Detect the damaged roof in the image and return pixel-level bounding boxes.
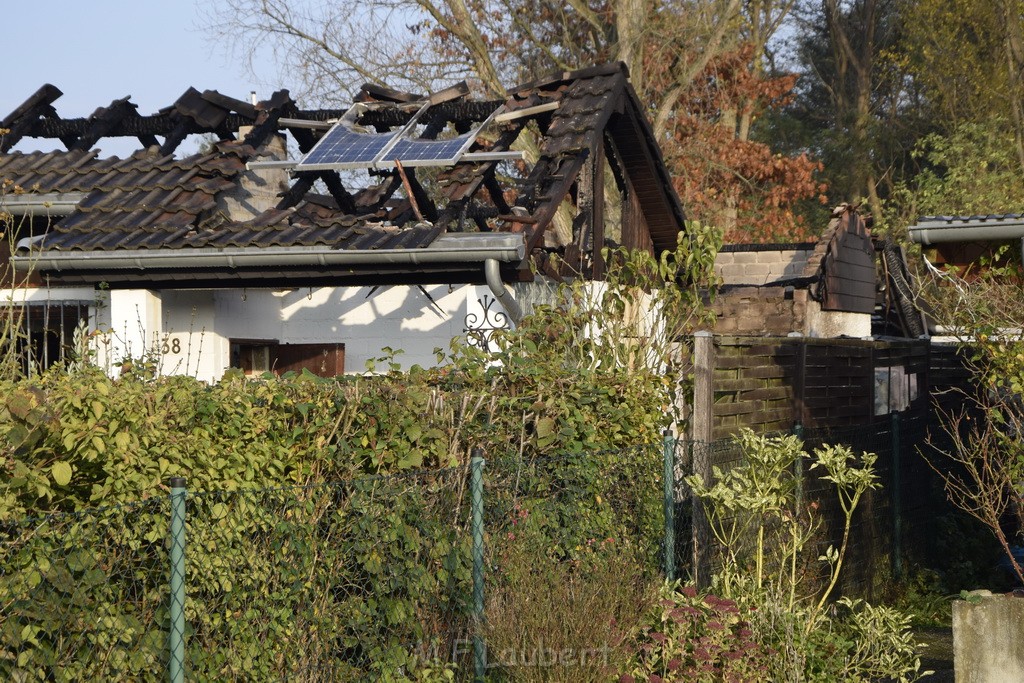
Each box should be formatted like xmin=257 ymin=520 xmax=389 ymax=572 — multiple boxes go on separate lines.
xmin=1 ymin=63 xmax=686 ymax=287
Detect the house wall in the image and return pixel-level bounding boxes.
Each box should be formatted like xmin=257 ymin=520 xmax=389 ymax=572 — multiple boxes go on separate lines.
xmin=100 ymin=289 xmax=162 ymax=371
xmin=713 ymin=246 xmax=871 ymax=338
xmin=97 ymin=283 xmax=513 ymax=381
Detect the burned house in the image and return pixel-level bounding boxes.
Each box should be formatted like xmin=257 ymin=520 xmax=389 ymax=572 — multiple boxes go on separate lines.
xmin=0 ymin=63 xmax=685 ymax=379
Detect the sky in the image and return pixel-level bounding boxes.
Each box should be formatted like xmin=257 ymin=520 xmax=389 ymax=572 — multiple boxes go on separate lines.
xmin=1 ymin=2 xmax=278 ymax=156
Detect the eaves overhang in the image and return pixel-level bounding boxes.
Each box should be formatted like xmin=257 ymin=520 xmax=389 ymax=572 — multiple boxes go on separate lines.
xmin=13 ymin=233 xmax=526 ymax=277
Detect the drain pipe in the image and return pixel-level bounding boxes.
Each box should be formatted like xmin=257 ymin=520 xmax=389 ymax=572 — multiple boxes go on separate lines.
xmin=484 ymin=258 xmax=521 ymax=325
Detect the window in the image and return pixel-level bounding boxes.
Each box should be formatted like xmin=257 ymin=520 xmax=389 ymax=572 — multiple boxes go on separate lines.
xmin=230 ymin=341 xmax=345 ymax=377
xmin=3 ymin=301 xmax=91 ymax=376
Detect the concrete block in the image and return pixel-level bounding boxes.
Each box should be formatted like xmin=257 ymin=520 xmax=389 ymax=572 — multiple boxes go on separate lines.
xmin=720 ymin=264 xmax=750 ymax=281
xmin=756 ymin=250 xmax=786 ymax=264
xmin=954 ymin=594 xmax=1024 ymax=682
xmin=731 ymin=252 xmax=759 ymax=264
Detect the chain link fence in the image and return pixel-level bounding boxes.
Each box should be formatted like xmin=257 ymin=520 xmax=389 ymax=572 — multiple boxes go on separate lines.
xmin=673 ymin=410 xmax=939 ymax=599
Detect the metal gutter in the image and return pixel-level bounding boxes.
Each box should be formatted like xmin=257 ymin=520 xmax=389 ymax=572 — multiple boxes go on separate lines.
xmin=15 ymin=234 xmax=526 ymax=273
xmin=15 ymin=232 xmax=527 ymax=324
xmin=908 ymin=217 xmax=1024 ymax=244
xmin=1 ymin=192 xmax=87 ymax=216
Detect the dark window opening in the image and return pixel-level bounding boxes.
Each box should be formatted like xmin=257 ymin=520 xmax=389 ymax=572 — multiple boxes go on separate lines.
xmin=2 ymin=302 xmax=91 ymax=376
xmin=230 ymin=341 xmax=345 ymax=377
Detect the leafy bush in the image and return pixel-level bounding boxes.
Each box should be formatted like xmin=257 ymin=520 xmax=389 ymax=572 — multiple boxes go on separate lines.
xmin=624 ymin=585 xmax=773 ymax=683
xmin=665 ymin=430 xmax=928 ymax=683
xmin=1 ymin=232 xmax=721 ymax=679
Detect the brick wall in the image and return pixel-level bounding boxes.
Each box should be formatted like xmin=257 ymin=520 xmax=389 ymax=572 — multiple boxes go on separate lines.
xmin=710 ymin=336 xmax=930 ymax=440
xmin=712 ymin=287 xmax=810 ymax=336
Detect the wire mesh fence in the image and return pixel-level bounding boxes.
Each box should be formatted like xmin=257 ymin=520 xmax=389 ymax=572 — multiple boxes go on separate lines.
xmin=672 ymin=410 xmax=938 ymax=599
xmin=181 ymin=469 xmax=473 ymax=682
xmin=1 ymin=413 xmax=940 ymax=680
xmin=1 ymin=497 xmax=169 ymax=681
xmin=479 ymin=444 xmax=665 ymax=680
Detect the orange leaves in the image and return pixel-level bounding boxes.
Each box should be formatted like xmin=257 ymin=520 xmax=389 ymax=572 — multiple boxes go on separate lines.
xmin=649 ymin=45 xmax=825 ymax=243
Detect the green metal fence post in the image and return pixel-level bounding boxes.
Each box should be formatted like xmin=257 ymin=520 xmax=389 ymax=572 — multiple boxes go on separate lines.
xmin=793 ymin=423 xmax=804 ymax=511
xmin=891 ymin=411 xmax=903 ymax=580
xmin=168 ymin=477 xmax=187 ymax=683
xmin=663 ymin=429 xmax=676 ymax=582
xmin=470 ymin=450 xmax=486 ymax=682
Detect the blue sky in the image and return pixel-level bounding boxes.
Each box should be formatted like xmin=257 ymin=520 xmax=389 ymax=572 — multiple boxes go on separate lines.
xmin=1 ymin=2 xmax=278 ymax=156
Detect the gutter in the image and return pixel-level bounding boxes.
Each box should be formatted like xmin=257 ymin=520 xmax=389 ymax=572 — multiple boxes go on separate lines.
xmin=908 ymin=217 xmax=1024 ymax=244
xmin=14 ymin=232 xmax=527 ymax=324
xmin=15 ymin=234 xmax=524 ymax=272
xmin=1 ymin=193 xmax=87 ymax=217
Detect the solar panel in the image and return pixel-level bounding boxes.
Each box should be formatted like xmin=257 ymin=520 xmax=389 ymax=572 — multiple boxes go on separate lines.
xmin=384 ymin=129 xmax=478 ymax=166
xmin=295 ymin=101 xmax=505 ymax=171
xmin=300 ymin=126 xmax=399 ymax=168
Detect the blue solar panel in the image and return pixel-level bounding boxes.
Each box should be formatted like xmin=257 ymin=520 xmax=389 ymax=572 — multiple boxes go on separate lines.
xmin=386 ymin=129 xmax=477 ymax=165
xmin=299 ymin=125 xmax=399 ymax=167
xmin=294 ymin=102 xmax=502 ymax=171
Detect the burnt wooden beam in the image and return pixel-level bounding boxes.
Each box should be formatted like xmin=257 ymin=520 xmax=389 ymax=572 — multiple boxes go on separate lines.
xmin=320 ymin=172 xmax=358 ymax=214
xmin=22 ymin=112 xmax=262 ymax=140
xmin=358 ymin=82 xmax=425 ymax=103
xmin=276 ymin=175 xmax=316 ymax=210
xmin=436 ymin=119 xmax=528 ymax=226
xmin=1 ymin=97 xmax=494 ymax=146
xmin=524 ymin=154 xmax=589 ymax=253
xmin=70 ymin=98 xmax=139 ymax=151
xmin=484 ymin=173 xmax=511 ymax=214
xmin=400 ymin=166 xmax=437 ymax=222
xmin=357 ymin=100 xmax=501 ymax=129
xmin=579 ymin=140 xmax=605 ymax=279
xmin=158 ymin=116 xmax=192 ymax=156
xmin=241 ymin=90 xmax=294 ymax=149
xmin=1 ymin=84 xmax=64 ymax=152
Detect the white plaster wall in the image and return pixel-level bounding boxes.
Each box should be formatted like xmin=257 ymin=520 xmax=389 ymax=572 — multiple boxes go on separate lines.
xmin=100 ymin=289 xmax=162 ymax=371
xmin=158 ymin=290 xmax=228 ymax=381
xmin=98 ymin=283 xmax=524 ymax=381
xmin=804 ymin=303 xmax=871 ymax=338
xmin=274 ymin=284 xmax=483 ymax=372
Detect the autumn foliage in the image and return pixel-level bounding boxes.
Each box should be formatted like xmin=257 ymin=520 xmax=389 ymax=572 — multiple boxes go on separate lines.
xmin=654 ymin=46 xmax=826 ymax=243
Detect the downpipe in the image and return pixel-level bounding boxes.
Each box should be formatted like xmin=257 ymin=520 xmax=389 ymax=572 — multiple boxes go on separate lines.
xmin=484 ymin=258 xmax=521 ymax=325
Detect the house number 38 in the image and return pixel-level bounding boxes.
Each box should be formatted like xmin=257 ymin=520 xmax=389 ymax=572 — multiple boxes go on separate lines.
xmin=161 ymin=336 xmax=182 ymax=355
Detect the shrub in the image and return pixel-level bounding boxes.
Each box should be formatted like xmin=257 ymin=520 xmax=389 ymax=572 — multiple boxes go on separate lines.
xmin=624 ymin=585 xmax=773 ymax=683
xmin=660 ymin=430 xmax=929 ymax=683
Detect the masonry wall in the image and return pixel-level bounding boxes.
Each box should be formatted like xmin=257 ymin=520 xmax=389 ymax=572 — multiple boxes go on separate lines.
xmin=714 ymin=248 xmax=812 ymax=286
xmin=712 ymin=286 xmax=810 ymax=336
